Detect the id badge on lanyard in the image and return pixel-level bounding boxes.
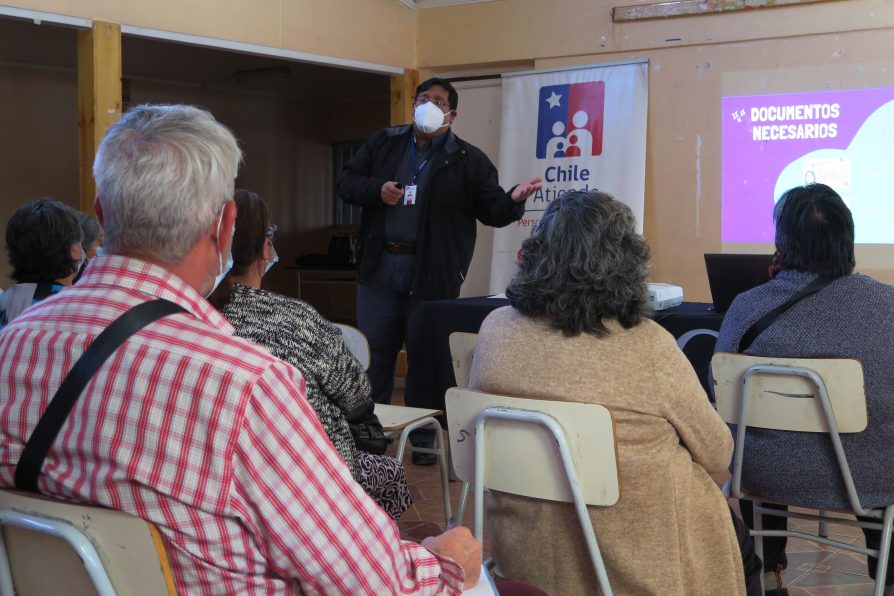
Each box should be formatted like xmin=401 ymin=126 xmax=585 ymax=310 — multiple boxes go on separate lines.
xmin=404 ymin=185 xmax=418 ymax=206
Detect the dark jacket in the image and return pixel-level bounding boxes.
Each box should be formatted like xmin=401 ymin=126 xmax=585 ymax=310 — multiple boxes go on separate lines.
xmin=716 ymin=270 xmax=894 ymax=509
xmin=336 ymin=125 xmax=524 ymax=300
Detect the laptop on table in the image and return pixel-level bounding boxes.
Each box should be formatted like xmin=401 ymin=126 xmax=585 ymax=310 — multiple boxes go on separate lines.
xmin=704 ymin=253 xmax=773 ymax=313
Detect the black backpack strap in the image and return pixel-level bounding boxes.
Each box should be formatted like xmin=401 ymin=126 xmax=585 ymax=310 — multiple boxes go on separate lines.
xmin=14 ymin=299 xmax=187 ymax=493
xmin=32 ymin=282 xmax=56 ymax=302
xmin=737 ymin=275 xmax=835 ymax=353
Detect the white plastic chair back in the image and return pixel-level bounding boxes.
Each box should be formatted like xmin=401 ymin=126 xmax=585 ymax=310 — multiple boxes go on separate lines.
xmin=712 ymin=353 xmax=867 ymax=432
xmin=446 ymin=388 xmax=617 ymax=595
xmin=710 ymin=353 xmax=892 ymax=595
xmin=448 ymin=332 xmax=477 ymax=389
xmin=0 ymin=489 xmax=177 ymax=596
xmin=446 ymin=388 xmax=619 ymax=507
xmin=334 ymin=323 xmax=370 ymax=370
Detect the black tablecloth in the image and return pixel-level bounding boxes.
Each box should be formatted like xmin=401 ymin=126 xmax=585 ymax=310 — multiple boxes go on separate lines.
xmin=404 ymin=298 xmax=723 ymax=413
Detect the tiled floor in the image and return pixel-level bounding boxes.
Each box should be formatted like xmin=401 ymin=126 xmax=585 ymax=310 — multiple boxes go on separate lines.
xmin=750 ymin=508 xmax=876 ymax=595
xmin=389 ymin=388 xmax=883 ymax=594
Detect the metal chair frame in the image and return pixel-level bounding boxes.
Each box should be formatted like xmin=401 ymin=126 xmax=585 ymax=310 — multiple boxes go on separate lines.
xmin=723 ymin=362 xmax=894 ymax=596
xmin=0 ymin=508 xmax=116 ymax=596
xmin=333 ymin=323 xmax=370 ymax=370
xmin=375 ymin=403 xmax=452 ymax=524
xmin=467 ymin=403 xmax=614 ymax=596
xmin=0 ymin=490 xmax=177 ymax=596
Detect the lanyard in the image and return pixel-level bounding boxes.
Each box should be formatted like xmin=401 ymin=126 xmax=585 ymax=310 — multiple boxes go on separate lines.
xmin=409 ymin=138 xmax=431 ymax=185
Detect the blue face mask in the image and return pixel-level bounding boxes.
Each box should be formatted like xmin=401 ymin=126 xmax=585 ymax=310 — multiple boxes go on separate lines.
xmin=264 ymin=248 xmax=279 ymax=275
xmin=95 ymin=247 xmax=104 ymax=257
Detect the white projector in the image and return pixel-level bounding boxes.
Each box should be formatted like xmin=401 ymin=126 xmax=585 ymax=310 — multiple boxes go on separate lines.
xmin=648 ymin=283 xmax=683 ymax=310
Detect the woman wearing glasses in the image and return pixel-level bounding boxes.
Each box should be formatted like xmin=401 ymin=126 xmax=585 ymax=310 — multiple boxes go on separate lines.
xmin=209 ymin=189 xmax=411 ymax=519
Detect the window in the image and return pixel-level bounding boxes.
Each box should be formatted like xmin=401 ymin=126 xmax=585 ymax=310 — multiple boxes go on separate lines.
xmin=333 ymin=140 xmax=364 ymax=226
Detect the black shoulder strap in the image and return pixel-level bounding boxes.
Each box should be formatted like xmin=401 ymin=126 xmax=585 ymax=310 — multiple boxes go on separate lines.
xmin=14 ymin=299 xmax=187 ymax=493
xmin=737 ymin=275 xmax=835 ymax=353
xmin=32 ymin=282 xmax=56 ymax=302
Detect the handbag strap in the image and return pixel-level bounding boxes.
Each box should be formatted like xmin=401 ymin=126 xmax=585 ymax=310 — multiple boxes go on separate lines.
xmin=737 ymin=275 xmax=835 ymax=353
xmin=14 ymin=299 xmax=187 ymax=493
xmin=32 ymin=282 xmax=56 ymax=302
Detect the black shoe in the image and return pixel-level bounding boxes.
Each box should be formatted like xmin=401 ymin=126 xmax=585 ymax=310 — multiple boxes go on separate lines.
xmin=412 ymin=451 xmax=437 ymax=466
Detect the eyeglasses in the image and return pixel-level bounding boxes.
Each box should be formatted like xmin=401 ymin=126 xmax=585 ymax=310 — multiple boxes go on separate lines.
xmin=415 ymin=94 xmax=451 ymax=111
xmin=266 ymin=224 xmax=278 ymax=241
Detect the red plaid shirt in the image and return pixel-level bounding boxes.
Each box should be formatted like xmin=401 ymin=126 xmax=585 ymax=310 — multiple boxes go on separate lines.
xmin=0 ymin=256 xmax=463 ymax=595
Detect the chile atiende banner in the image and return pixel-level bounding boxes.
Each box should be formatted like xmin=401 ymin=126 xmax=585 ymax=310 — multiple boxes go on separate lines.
xmin=489 ymin=60 xmax=648 ymax=293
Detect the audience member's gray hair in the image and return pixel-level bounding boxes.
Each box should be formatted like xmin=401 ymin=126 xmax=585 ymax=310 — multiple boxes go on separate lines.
xmin=75 ymin=211 xmax=101 ymax=251
xmin=506 ymin=190 xmax=651 ymax=336
xmin=93 ymin=104 xmax=243 ymax=264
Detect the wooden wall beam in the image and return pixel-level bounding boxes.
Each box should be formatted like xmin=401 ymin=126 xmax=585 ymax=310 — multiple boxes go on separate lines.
xmin=390 ymin=70 xmax=420 ymax=126
xmin=613 ymin=0 xmax=841 ymax=22
xmin=78 ymin=21 xmax=122 ymax=213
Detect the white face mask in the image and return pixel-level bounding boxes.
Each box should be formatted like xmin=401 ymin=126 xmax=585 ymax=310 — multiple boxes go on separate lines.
xmin=264 ymin=247 xmax=279 ymax=275
xmin=206 ymin=209 xmax=234 ymax=297
xmin=74 ymin=246 xmax=86 ymax=275
xmin=414 ymin=101 xmax=450 ymax=134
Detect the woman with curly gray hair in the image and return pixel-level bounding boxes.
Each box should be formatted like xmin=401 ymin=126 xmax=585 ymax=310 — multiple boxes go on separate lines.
xmin=469 ymin=190 xmax=745 ymax=595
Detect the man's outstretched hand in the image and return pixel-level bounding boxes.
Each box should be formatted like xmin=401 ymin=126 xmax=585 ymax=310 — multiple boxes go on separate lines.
xmin=511 ymin=177 xmax=544 ymax=203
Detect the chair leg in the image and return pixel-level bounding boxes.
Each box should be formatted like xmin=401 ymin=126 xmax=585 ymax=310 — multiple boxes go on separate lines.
xmin=396 ymin=431 xmax=410 ymax=461
xmin=432 ymin=421 xmax=453 ymax=524
xmin=396 ymin=418 xmax=452 ymax=525
xmin=818 ymin=510 xmax=828 ymax=538
xmin=753 ymin=502 xmax=765 ymax=594
xmin=872 ymin=506 xmax=894 ymax=596
xmin=0 ymin=531 xmax=15 ymax=596
xmin=453 ymin=482 xmax=471 ymax=527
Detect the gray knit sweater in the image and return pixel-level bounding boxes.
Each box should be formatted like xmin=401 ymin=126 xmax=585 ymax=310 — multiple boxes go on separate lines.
xmin=220 ymin=284 xmax=370 ymax=481
xmin=715 ymin=270 xmax=894 ymax=509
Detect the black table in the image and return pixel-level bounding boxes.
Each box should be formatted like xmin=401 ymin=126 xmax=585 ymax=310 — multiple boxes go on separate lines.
xmin=404 ymin=298 xmax=724 ymax=413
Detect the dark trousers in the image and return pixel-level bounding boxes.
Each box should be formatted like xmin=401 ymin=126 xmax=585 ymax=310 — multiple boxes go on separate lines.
xmin=739 ymin=500 xmax=788 ymax=572
xmin=740 ymin=500 xmax=894 ymax=583
xmin=731 ymin=505 xmax=765 ymax=596
xmin=357 ymin=252 xmax=418 ymax=405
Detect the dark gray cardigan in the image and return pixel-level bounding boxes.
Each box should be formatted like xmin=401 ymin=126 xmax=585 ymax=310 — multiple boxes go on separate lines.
xmin=715 ymin=270 xmax=894 ymax=509
xmin=221 ymin=284 xmax=369 ymax=482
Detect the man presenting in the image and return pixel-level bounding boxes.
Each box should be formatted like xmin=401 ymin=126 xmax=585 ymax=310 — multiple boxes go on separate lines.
xmin=337 ymin=77 xmax=541 ymax=417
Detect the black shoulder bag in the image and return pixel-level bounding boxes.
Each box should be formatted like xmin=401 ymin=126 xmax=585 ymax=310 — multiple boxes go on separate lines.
xmin=346 ymin=402 xmax=391 ymax=455
xmin=736 ymin=275 xmax=836 ymax=353
xmin=14 ymin=299 xmax=187 ymax=493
